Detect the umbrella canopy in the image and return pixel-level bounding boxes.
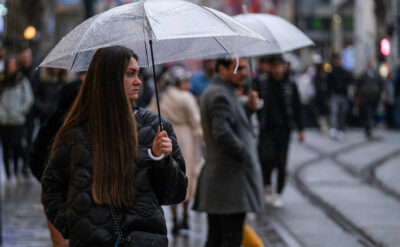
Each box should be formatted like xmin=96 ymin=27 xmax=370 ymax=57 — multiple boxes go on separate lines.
xmin=233 ymin=13 xmax=314 ymax=56
xmin=40 ymin=0 xmax=267 ymax=71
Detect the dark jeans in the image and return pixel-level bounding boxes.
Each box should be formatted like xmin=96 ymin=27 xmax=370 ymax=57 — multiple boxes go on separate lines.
xmin=361 ymin=100 xmax=378 ymax=132
xmin=330 ymin=95 xmax=348 ymax=130
xmin=0 ymin=125 xmax=27 ymax=179
xmin=206 ymin=213 xmax=246 ymax=247
xmin=258 ymin=129 xmax=290 ymax=194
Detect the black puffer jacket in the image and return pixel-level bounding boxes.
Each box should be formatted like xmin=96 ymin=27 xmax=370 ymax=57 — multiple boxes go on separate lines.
xmin=253 ymin=74 xmax=304 ymax=132
xmin=41 ymin=108 xmax=187 ymax=247
xmin=29 ymin=80 xmax=82 ymax=181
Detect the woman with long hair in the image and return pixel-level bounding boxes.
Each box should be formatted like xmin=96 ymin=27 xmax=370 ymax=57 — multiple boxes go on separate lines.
xmin=41 ymin=46 xmax=187 ymax=247
xmin=0 ymin=57 xmax=33 ymax=182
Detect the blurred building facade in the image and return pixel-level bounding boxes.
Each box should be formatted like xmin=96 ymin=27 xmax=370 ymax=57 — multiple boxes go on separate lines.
xmin=5 ymin=0 xmax=53 ymax=55
xmin=4 ymin=0 xmax=83 ymax=61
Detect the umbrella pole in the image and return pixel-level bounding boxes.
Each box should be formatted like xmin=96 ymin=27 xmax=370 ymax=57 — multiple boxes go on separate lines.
xmin=149 ymin=40 xmax=163 ymax=131
xmin=247 ymin=57 xmax=254 ymax=79
xmin=247 ymin=57 xmax=256 ymax=92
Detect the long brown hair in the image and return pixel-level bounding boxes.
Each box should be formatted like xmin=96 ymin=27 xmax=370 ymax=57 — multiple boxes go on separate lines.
xmin=52 ymin=46 xmax=139 ymax=207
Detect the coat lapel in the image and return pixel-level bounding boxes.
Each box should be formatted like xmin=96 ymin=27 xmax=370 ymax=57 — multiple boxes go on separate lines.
xmin=215 ymin=76 xmax=255 ymax=133
xmin=236 ymin=97 xmax=254 ymax=133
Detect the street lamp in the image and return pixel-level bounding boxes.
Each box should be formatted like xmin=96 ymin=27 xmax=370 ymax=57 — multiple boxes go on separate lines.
xmin=23 ymin=26 xmax=36 ymax=40
xmin=333 ymin=14 xmax=342 ymax=24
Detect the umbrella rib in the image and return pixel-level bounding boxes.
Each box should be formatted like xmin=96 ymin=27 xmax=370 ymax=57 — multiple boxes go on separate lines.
xmin=142 ymin=7 xmax=151 ymax=67
xmin=201 ymin=6 xmax=237 ymax=34
xmin=70 ymin=53 xmax=78 ymax=71
xmin=143 ymin=1 xmax=158 ymax=67
xmin=143 ymin=40 xmax=150 ymax=68
xmin=213 ymin=36 xmax=230 ymax=55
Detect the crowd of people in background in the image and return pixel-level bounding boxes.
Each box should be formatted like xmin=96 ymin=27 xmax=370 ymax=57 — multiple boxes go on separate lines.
xmin=299 ymin=53 xmax=399 ymax=140
xmin=1 ymin=42 xmax=400 ymax=246
xmin=0 ymin=45 xmax=74 ymax=184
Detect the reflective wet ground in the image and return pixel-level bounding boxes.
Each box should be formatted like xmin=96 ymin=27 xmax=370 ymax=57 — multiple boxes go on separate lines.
xmin=1 ymin=129 xmax=400 ymax=247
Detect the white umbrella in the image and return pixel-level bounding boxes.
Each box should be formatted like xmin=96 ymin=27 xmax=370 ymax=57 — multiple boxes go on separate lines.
xmin=233 ymin=13 xmax=314 ymax=56
xmin=40 ymin=0 xmax=266 ymax=71
xmin=40 ymin=0 xmax=267 ymax=128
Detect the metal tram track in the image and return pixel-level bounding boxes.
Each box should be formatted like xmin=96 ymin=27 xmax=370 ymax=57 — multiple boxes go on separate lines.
xmin=303 ymin=140 xmax=400 ymax=203
xmin=290 ymin=139 xmax=388 ymax=247
xmin=359 ymin=149 xmax=400 ymax=202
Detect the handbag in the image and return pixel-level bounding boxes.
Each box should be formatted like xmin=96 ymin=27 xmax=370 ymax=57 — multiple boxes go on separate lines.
xmin=109 ymin=205 xmax=168 ymax=247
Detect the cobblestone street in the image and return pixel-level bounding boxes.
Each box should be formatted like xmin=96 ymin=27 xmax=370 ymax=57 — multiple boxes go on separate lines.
xmin=1 ymin=129 xmax=399 ymax=247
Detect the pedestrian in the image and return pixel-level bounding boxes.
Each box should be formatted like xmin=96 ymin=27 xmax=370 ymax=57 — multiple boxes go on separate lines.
xmin=312 ymin=55 xmax=330 ymax=134
xmin=41 ymin=46 xmax=187 ymax=246
xmin=193 ymin=56 xmax=264 ymax=247
xmin=190 ymin=59 xmax=216 ymax=101
xmin=35 ymin=67 xmax=69 ymax=125
xmin=254 ymin=55 xmax=304 ymax=208
xmin=356 ymin=59 xmax=385 ymax=138
xmin=327 ymin=54 xmax=353 ymax=140
xmin=148 ymin=66 xmax=203 ymax=234
xmin=17 ymin=46 xmax=39 ymax=147
xmin=0 ymin=57 xmax=34 ymax=183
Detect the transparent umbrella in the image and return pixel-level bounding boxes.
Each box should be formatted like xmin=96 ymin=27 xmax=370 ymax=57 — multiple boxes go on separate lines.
xmin=233 ymin=13 xmax=314 ymax=56
xmin=40 ymin=0 xmax=266 ymax=128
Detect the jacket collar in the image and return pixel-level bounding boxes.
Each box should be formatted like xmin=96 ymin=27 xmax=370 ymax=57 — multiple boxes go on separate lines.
xmin=213 ymin=75 xmax=237 ymax=92
xmin=212 ymin=75 xmax=253 ymax=133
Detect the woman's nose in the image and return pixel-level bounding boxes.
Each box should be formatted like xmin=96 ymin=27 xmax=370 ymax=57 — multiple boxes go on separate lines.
xmin=135 ymin=78 xmax=142 ymax=85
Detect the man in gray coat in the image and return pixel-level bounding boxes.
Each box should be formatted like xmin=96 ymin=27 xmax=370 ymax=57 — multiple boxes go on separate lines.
xmin=193 ymin=57 xmax=264 ymax=247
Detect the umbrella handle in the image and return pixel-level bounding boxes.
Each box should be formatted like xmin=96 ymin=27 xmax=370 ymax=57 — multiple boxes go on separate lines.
xmin=149 ymin=40 xmax=164 ymax=131
xmin=147 ymin=148 xmax=165 ymax=161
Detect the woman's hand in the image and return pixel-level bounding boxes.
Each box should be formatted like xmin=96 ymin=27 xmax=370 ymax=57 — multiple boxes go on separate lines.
xmin=152 ymin=127 xmax=172 ymax=158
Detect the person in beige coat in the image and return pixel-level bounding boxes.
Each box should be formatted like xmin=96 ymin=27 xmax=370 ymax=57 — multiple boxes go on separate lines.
xmin=148 ymin=66 xmax=203 ymax=234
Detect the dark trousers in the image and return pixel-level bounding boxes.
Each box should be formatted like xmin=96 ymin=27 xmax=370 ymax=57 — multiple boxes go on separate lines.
xmin=206 ymin=213 xmax=246 ymax=247
xmin=0 ymin=125 xmax=27 ymax=179
xmin=361 ymin=100 xmax=378 ymax=132
xmin=258 ymin=129 xmax=290 ymax=194
xmin=25 ymin=110 xmax=36 ymax=147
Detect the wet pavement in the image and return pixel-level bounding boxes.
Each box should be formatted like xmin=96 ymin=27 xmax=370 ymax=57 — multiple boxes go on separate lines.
xmin=1 ymin=129 xmax=399 ymax=247
xmin=0 ymin=179 xmax=284 ymax=247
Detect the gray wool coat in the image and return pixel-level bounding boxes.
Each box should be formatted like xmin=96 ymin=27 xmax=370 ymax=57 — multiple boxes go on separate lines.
xmin=193 ymin=75 xmax=264 ymax=214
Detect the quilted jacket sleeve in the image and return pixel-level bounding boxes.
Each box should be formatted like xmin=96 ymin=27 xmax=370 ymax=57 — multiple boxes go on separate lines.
xmin=151 ymin=120 xmax=188 ymax=205
xmin=41 ymin=133 xmax=72 ymax=239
